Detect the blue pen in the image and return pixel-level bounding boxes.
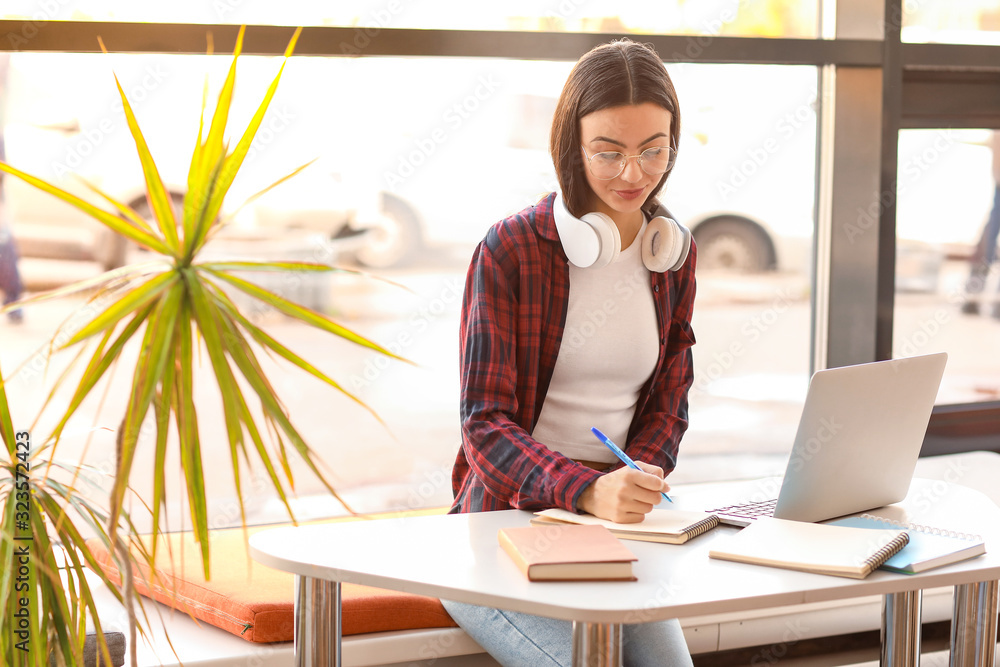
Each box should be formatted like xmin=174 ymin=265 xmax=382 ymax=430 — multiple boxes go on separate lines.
xmin=590 ymin=427 xmax=673 ymax=503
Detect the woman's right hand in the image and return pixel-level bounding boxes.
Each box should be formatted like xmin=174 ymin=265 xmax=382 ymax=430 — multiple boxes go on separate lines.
xmin=575 ymin=461 xmax=669 ymax=523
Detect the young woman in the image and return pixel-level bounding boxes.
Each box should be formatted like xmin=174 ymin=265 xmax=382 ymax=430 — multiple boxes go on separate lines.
xmin=443 ymin=39 xmax=697 ymax=666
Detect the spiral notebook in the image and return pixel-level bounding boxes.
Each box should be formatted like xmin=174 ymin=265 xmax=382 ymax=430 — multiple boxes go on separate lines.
xmin=708 ymin=517 xmax=910 ymax=579
xmin=531 ymin=508 xmax=720 ymax=544
xmin=827 ymin=515 xmax=987 ymax=574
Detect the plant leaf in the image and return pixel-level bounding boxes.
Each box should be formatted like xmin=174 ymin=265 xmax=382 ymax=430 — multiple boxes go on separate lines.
xmin=183 ymin=71 xmax=212 ymax=248
xmin=0 ymin=362 xmax=14 ymax=456
xmin=149 ymin=349 xmax=174 ymax=564
xmin=187 ymin=26 xmax=245 ymax=255
xmin=0 ymin=261 xmax=166 ymax=316
xmin=216 ymin=317 xmax=355 ymax=512
xmin=202 ymin=267 xmax=409 ymax=362
xmin=197 ymin=260 xmax=411 ymax=292
xmin=108 ymin=281 xmax=183 ymax=530
xmin=45 ymin=304 xmax=153 ymax=452
xmin=75 ymin=175 xmax=157 ymax=236
xmin=173 ymin=305 xmax=211 ymax=577
xmin=189 ymin=27 xmax=302 ymax=259
xmin=0 ymin=161 xmax=171 ymax=254
xmin=199 ymin=260 xmax=333 ymax=273
xmin=216 ymin=159 xmax=316 ymax=228
xmin=186 ymin=292 xmax=250 ymax=534
xmin=112 ymin=72 xmax=180 ymax=252
xmin=62 ymin=271 xmax=177 ymax=348
xmin=207 ymin=282 xmax=383 ymax=425
xmin=185 ymin=276 xmax=297 ymax=523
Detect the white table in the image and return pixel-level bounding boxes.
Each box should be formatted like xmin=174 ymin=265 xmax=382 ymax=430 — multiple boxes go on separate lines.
xmin=249 ymin=478 xmax=1000 ymax=667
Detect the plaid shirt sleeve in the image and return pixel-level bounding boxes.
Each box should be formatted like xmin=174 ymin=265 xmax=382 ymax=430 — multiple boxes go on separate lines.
xmin=455 ymin=219 xmax=602 ymax=513
xmin=622 ymin=241 xmax=698 ymax=475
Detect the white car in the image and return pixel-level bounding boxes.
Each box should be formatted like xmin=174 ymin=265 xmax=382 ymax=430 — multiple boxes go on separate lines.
xmin=4 ymin=52 xmax=419 ymax=270
xmin=7 ymin=53 xmax=988 ymax=289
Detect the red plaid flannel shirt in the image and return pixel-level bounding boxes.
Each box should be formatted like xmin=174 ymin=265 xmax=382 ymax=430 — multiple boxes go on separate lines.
xmin=450 ymin=192 xmax=697 ymax=514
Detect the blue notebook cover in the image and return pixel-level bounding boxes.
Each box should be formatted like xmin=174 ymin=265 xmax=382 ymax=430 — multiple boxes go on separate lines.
xmin=827 ymin=515 xmax=986 ymax=574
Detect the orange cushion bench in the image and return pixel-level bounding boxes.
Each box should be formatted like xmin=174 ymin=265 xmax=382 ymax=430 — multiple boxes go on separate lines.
xmin=85 ymin=507 xmax=458 ymax=643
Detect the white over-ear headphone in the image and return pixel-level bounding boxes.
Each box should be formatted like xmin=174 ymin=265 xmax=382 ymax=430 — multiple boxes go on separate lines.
xmin=552 ymin=192 xmax=691 ymax=272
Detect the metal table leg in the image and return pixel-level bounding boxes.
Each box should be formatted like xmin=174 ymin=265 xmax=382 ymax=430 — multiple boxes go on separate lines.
xmin=951 ymin=580 xmax=999 ymax=667
xmin=882 ymin=589 xmax=922 ymax=666
xmin=572 ymin=621 xmax=622 ymax=666
xmin=295 ymin=576 xmax=341 ymax=667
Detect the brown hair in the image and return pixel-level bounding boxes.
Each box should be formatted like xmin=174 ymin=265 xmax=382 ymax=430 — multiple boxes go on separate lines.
xmin=549 ymin=39 xmax=681 ymax=217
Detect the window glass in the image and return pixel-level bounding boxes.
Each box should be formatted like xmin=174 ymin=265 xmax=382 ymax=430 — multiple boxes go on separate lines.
xmin=1 ymin=1 xmax=818 ymax=38
xmin=1 ymin=54 xmax=815 ymax=525
xmin=678 ymin=64 xmax=816 ymax=484
xmin=902 ymin=0 xmax=1000 ymax=44
xmin=894 ymin=128 xmax=1000 ymax=404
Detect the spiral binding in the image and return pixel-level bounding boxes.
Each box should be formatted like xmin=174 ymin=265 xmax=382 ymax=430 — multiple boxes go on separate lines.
xmin=685 ymin=515 xmax=721 ymax=539
xmin=865 ymin=533 xmax=912 ymax=575
xmin=858 ymin=513 xmax=983 ymax=542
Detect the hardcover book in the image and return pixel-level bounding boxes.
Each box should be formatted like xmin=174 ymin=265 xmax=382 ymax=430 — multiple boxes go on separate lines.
xmin=497 ymin=524 xmax=638 ymax=582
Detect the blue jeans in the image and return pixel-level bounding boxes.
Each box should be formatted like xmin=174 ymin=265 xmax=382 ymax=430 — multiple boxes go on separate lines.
xmin=0 ymin=233 xmax=23 ymax=307
xmin=966 ymin=185 xmax=1000 ymax=294
xmin=441 ymin=599 xmax=694 ymax=667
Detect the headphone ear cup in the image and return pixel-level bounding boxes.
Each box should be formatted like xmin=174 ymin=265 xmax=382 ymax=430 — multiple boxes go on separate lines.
xmin=580 ymin=212 xmax=620 ymax=269
xmin=674 ymin=224 xmax=692 ymax=270
xmin=552 ymin=193 xmax=620 ymax=268
xmin=642 ymin=216 xmax=691 ymax=272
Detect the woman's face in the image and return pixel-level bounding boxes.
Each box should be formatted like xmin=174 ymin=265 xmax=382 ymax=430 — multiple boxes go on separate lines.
xmin=578 ymin=102 xmax=673 ymax=224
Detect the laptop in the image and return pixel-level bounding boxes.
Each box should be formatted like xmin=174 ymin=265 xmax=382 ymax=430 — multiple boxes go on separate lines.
xmin=703 ymin=352 xmax=948 ymax=527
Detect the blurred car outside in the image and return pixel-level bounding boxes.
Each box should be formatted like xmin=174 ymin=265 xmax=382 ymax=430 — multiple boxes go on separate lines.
xmin=3 ymin=52 xmax=410 ymax=278
xmin=376 ymin=61 xmax=821 ymax=277
xmin=4 ymin=53 xmax=990 ymax=297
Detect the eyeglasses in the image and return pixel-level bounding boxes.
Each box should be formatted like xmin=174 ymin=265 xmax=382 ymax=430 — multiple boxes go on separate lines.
xmin=581 ymin=144 xmax=677 ymax=180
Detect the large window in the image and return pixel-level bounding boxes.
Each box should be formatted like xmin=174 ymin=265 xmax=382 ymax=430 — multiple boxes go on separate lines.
xmin=2 ymin=51 xmax=817 ymax=520
xmin=893 ymin=128 xmax=1000 ymax=404
xmin=903 ymin=0 xmax=1000 ymax=44
xmin=674 ymin=63 xmax=816 ymax=482
xmin=2 ymin=6 xmax=998 ymax=527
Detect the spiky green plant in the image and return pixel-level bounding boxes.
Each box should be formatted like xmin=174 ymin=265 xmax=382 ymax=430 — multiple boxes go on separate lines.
xmin=0 ymin=25 xmax=401 ymax=663
xmin=0 ymin=359 xmax=161 ymax=667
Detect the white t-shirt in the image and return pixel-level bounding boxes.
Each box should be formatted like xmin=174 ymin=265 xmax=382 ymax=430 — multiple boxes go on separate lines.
xmin=531 ymin=221 xmax=659 ymax=462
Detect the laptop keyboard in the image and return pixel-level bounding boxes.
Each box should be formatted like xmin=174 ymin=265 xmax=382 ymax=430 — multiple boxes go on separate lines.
xmin=707 ymin=498 xmax=777 ymax=521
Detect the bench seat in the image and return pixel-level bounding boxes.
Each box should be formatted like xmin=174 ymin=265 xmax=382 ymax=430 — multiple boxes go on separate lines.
xmin=85 ymin=508 xmax=457 ymax=644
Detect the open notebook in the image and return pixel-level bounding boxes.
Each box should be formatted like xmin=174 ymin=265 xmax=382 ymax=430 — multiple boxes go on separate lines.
xmin=532 ymin=508 xmax=720 ymax=544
